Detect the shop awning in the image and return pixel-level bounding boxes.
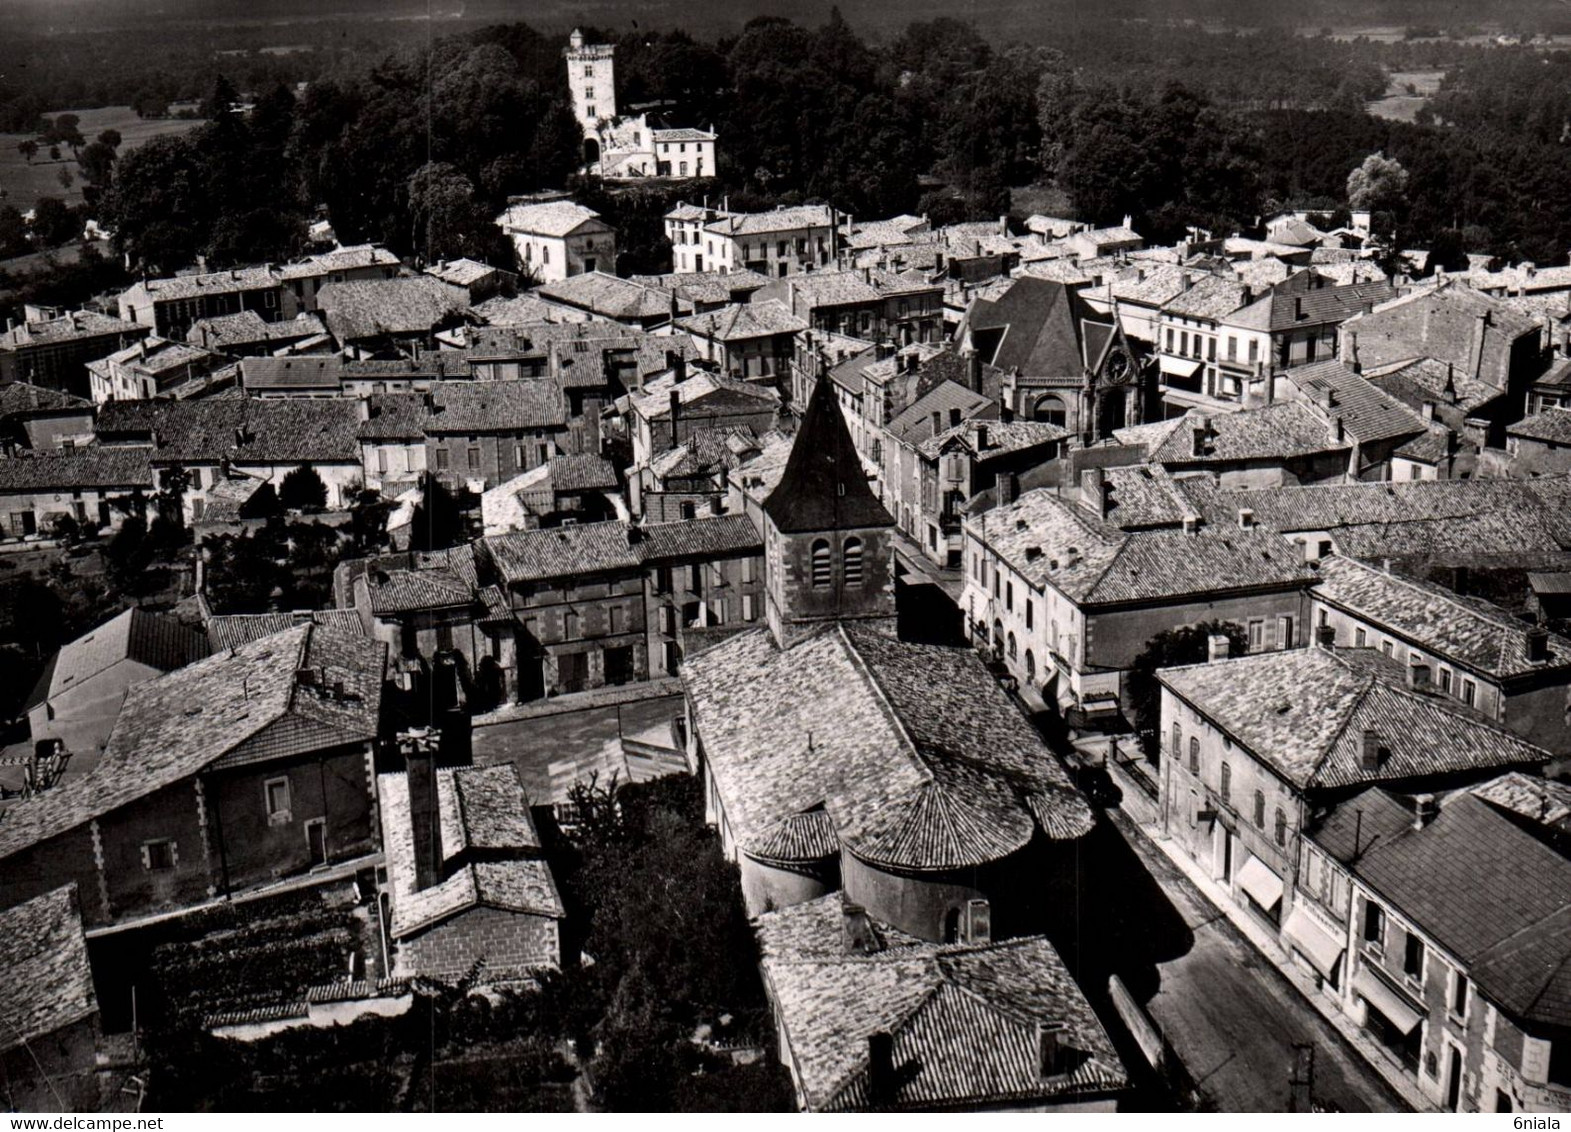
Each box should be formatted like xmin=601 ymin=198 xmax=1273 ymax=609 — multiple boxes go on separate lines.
xmin=1236 ymin=854 xmax=1284 ymax=911
xmin=1354 ymin=968 xmax=1424 ymax=1035
xmin=1158 ymin=355 xmax=1203 ymax=379
xmin=1282 ymin=906 xmax=1346 ymax=979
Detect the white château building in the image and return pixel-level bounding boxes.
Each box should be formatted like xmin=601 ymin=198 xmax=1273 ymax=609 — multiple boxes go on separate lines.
xmin=564 ymin=29 xmax=718 ymax=181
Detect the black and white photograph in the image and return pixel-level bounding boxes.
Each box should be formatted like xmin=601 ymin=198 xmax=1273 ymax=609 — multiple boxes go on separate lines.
xmin=0 ymin=0 xmax=1568 ymax=1116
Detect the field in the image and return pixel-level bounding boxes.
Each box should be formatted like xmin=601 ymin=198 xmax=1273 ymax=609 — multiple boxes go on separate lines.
xmin=1366 ymin=69 xmax=1445 ymax=123
xmin=0 ymin=105 xmax=204 ymax=212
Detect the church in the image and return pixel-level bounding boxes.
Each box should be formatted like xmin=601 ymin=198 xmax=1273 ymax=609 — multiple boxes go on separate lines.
xmin=564 ymin=30 xmax=719 ymax=181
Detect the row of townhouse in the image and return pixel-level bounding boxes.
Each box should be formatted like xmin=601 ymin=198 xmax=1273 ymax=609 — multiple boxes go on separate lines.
xmin=1153 ymin=640 xmax=1569 ymax=1112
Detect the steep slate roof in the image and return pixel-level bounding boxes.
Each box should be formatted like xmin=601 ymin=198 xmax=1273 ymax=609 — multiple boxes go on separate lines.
xmin=1151 ymin=402 xmax=1346 ymax=466
xmin=756 ymin=894 xmax=1126 ymax=1112
xmin=763 ymin=376 xmax=892 ymax=534
xmin=317 ymin=277 xmax=471 ymax=343
xmin=1159 ymin=646 xmax=1551 ymax=793
xmin=496 ymin=200 xmax=608 ymax=238
xmin=1314 ymin=555 xmax=1571 ymax=679
xmin=683 ymin=622 xmax=1095 ymax=872
xmin=1311 ymin=789 xmax=1571 ymax=1029
xmin=27 ymin=608 xmax=208 ymax=710
xmin=379 ymin=767 xmax=562 ymax=941
xmin=0 ymin=447 xmax=153 ymax=492
xmin=970 ymin=488 xmax=1312 ymax=607
xmin=0 ymin=625 xmax=385 ymax=860
xmin=94 ymin=398 xmax=362 ymax=464
xmin=676 ymin=300 xmax=806 ymax=341
xmin=1288 ymin=359 xmax=1427 ymax=446
xmin=967 ymin=277 xmax=1108 ymax=376
xmin=0 ymin=885 xmax=97 ymax=1053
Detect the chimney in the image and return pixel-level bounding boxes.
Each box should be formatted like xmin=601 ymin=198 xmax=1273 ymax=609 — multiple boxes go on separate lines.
xmin=674 ymin=354 xmax=688 ymax=383
xmin=1421 ymin=399 xmax=1436 ymax=421
xmin=1237 ymin=507 xmax=1255 ymax=529
xmin=968 ymin=348 xmax=983 ymax=392
xmin=669 ymin=289 xmax=679 ymax=325
xmin=930 ymin=410 xmax=942 ymax=435
xmin=975 ymin=423 xmax=989 ymax=450
xmin=1207 ymin=633 xmax=1230 ymax=662
xmin=1331 ymin=414 xmax=1345 ymax=442
xmin=868 ymin=1032 xmax=895 ymax=1106
xmin=357 ymin=397 xmax=371 ymax=423
xmin=1360 ymin=729 xmax=1383 ymax=773
xmin=1527 ymin=625 xmax=1550 ymax=665
xmin=1316 ymin=624 xmax=1336 ymax=649
xmin=1001 ymin=471 xmax=1020 ymax=505
xmin=1191 ymin=423 xmax=1208 ymax=458
xmin=1182 ymin=513 xmax=1201 ymax=535
xmin=1407 ymin=659 xmax=1431 ymax=689
xmin=1412 ymin=793 xmax=1438 ymax=830
xmin=1319 ymin=386 xmax=1336 ymax=410
xmin=669 ymin=389 xmax=682 ymax=447
xmin=403 ymin=729 xmax=442 ymax=892
xmin=841 ymin=901 xmax=880 ymax=955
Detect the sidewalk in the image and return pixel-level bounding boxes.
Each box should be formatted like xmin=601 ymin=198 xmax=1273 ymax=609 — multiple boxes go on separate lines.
xmin=1111 ymin=807 xmax=1437 ymax=1113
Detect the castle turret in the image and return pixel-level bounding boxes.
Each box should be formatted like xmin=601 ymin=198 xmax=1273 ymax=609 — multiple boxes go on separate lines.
xmin=563 ymin=30 xmax=617 ymax=138
xmin=761 ymin=376 xmax=896 ymax=648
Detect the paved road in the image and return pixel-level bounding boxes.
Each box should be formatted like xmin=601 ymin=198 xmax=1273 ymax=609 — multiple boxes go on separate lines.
xmin=1054 ymin=813 xmax=1410 ymax=1113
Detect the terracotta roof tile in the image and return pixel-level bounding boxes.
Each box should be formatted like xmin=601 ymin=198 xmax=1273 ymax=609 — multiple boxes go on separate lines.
xmin=0 ymin=885 xmax=96 ymax=1053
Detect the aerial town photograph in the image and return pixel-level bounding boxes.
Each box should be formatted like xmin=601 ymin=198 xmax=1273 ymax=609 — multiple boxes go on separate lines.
xmin=0 ymin=0 xmax=1568 ymax=1118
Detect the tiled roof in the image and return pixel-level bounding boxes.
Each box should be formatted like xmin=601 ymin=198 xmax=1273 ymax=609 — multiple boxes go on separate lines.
xmin=683 ymin=623 xmax=1094 ymax=871
xmin=0 ymin=625 xmax=385 ymax=860
xmin=424 ymin=258 xmax=501 ymax=287
xmin=496 ymin=200 xmax=608 ymax=239
xmin=0 ymin=382 xmax=91 ymax=417
xmin=1086 ymin=465 xmax=1197 ymax=530
xmin=94 ymin=398 xmax=362 ymax=464
xmin=1160 ymin=646 xmax=1551 ymax=792
xmin=1345 ymin=283 xmax=1539 ymax=379
xmin=971 ymin=489 xmax=1312 ymax=606
xmin=0 ymin=886 xmax=96 ymax=1053
xmin=367 ymin=566 xmax=475 ymax=615
xmin=357 ymin=392 xmax=429 ymax=441
xmin=1471 ymin=770 xmax=1571 ymax=834
xmin=425 ymin=380 xmax=566 ymax=433
xmin=551 ymin=331 xmax=696 ymax=389
xmin=919 ymin=419 xmax=1067 ymax=461
xmin=776 ymin=272 xmax=882 ymax=309
xmin=1287 ymin=359 xmax=1427 ymax=446
xmin=439 ymin=763 xmax=541 ymax=858
xmin=651 ymin=126 xmax=716 ymax=142
xmin=1312 ymin=790 xmax=1571 ymax=1029
xmin=277 ymin=244 xmax=400 ymax=279
xmin=887 ymin=381 xmax=992 ymax=446
xmin=240 ymin=355 xmax=344 ymax=391
xmin=1098 ymin=264 xmax=1194 ymax=307
xmin=756 ymin=895 xmax=1126 ymax=1112
xmin=1151 ymin=403 xmax=1345 ymax=465
xmin=1315 ymin=555 xmax=1571 ymax=679
xmin=536 ymin=272 xmax=681 ymax=322
xmin=547 ymin=452 xmax=618 ymax=493
xmin=379 ymin=769 xmax=562 ymax=942
xmin=205 ymin=609 xmax=364 ymax=651
xmin=1509 ymin=408 xmax=1571 ymax=444
xmin=763 ymin=377 xmax=891 ymax=534
xmin=189 ymin=310 xmax=322 ymax=348
xmin=471 ymin=293 xmax=593 ymax=328
xmin=708 ymin=205 xmax=836 ymax=237
xmin=631 ymin=269 xmax=773 ymax=307
xmin=0 ymin=447 xmax=153 ymax=491
xmin=1226 ymin=280 xmax=1395 ymax=332
xmin=127 ymin=265 xmax=281 ymax=303
xmin=0 ymin=310 xmax=141 ymax=349
xmin=628 ymin=369 xmax=778 ymax=421
xmin=317 ymin=277 xmax=471 ymax=343
xmin=33 ymin=608 xmax=207 ymax=706
xmin=676 ymin=300 xmax=806 ymax=341
xmin=1078 ymin=225 xmax=1140 ymax=247
xmin=636 ymin=515 xmax=760 ymax=562
xmin=1365 ymin=356 xmax=1501 ymax=415
xmin=1162 ymin=275 xmax=1250 ymax=321
xmin=480 ymin=520 xmax=641 ymax=584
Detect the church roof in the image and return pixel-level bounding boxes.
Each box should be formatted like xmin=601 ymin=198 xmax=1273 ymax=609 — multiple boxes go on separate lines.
xmin=762 ymin=376 xmax=892 ymax=534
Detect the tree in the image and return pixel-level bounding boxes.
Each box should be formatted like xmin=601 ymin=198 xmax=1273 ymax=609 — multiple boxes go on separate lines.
xmin=0 ymin=206 xmax=28 ymax=259
xmin=405 ymin=162 xmax=499 ymax=263
xmin=1126 ymin=620 xmax=1248 ymax=764
xmin=408 ymin=471 xmax=466 ymax=552
xmin=77 ymin=141 xmax=117 ymax=193
xmin=17 ymin=139 xmax=37 ymax=164
xmin=1347 ymin=151 xmax=1409 ymax=213
xmin=30 ymin=196 xmax=79 ymax=247
xmin=278 ymin=465 xmax=328 ymax=512
xmin=101 ymin=134 xmax=209 ymax=271
xmin=48 ymin=113 xmax=84 ymax=153
xmin=203 ymin=531 xmax=282 ymax=613
xmin=56 ymin=167 xmax=74 ymax=192
xmin=97 ymin=129 xmax=122 ymax=150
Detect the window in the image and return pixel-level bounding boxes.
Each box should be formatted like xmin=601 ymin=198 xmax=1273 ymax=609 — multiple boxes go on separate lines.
xmin=1274 ymin=807 xmax=1287 ymax=846
xmin=843 ymin=537 xmax=864 ymax=587
xmin=563 ymin=609 xmax=578 ymax=639
xmin=608 ymin=605 xmax=622 ymax=635
xmin=1462 ymin=679 xmax=1476 ymax=707
xmin=586 ymin=104 xmax=596 ymax=118
xmin=1172 ymin=723 xmax=1182 ymax=759
xmin=1248 ymin=338 xmax=1259 ymax=363
xmin=1404 ymin=933 xmax=1425 ymax=983
xmin=1188 ymin=737 xmax=1199 ymax=774
xmin=1451 ymin=970 xmax=1469 ymax=1018
xmin=1355 ymin=627 xmax=1367 ymax=647
xmin=1005 ymin=582 xmax=1013 ymax=611
xmin=810 ymin=539 xmax=831 ymax=588
xmin=435 ymin=449 xmax=450 ymax=470
xmin=1220 ymin=761 xmax=1231 ymax=803
xmin=1025 ymin=600 xmax=1034 ymax=630
xmin=1253 ymin=789 xmax=1266 ymax=828
xmin=742 ymin=557 xmax=755 ymax=584
xmin=1363 ymin=899 xmax=1386 ymax=947
xmin=467 ymin=447 xmax=481 ymax=471
xmin=742 ymin=594 xmax=756 ymax=622
xmin=1007 ymin=632 xmax=1017 ymax=659
xmin=1227 ymin=335 xmax=1237 ymax=361
xmin=143 ymin=839 xmax=177 ymax=871
xmin=265 ymin=777 xmax=291 ymax=825
xmin=1439 ymin=667 xmax=1453 ymax=693
xmin=584 ymin=64 xmax=594 ymax=76
xmin=1180 ymin=331 xmax=1189 ymax=357
xmin=1382 ymin=640 xmax=1394 ymax=658
xmin=1165 ymin=327 xmax=1175 ymax=352
xmin=1248 ymin=619 xmax=1264 ymax=651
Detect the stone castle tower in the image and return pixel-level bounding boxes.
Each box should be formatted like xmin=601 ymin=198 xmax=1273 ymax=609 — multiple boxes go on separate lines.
xmin=761 ymin=376 xmax=897 ymax=648
xmin=564 ymin=29 xmax=617 ymax=138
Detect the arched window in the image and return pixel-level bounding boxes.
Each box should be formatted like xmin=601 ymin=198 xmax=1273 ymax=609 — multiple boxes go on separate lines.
xmin=1024 ymin=650 xmax=1036 ymax=682
xmin=1007 ymin=632 xmax=1017 ymax=659
xmin=1172 ymin=724 xmax=1182 ymax=759
xmin=1220 ymin=762 xmax=1231 ymax=803
xmin=1034 ymin=393 xmax=1068 ymax=427
xmin=1253 ymin=789 xmax=1266 ymax=828
xmin=1188 ymin=737 xmax=1199 ymax=774
xmin=810 ymin=539 xmax=831 ymax=588
xmin=1274 ymin=808 xmax=1287 ymax=846
xmin=843 ymin=537 xmax=863 ymax=588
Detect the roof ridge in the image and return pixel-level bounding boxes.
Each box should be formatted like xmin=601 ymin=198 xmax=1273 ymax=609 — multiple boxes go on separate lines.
xmin=837 ymin=624 xmax=933 ymax=786
xmin=1306 ymin=659 xmax=1379 ymax=787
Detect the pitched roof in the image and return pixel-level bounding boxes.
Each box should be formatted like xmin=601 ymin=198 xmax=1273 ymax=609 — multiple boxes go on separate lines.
xmin=921 ymin=419 xmax=1068 ymax=461
xmin=547 ymin=452 xmax=618 ymax=493
xmin=630 ymin=269 xmax=773 ymax=307
xmin=1471 ymin=770 xmax=1571 ymax=835
xmin=317 ymin=277 xmax=471 ymax=343
xmin=239 ymin=355 xmax=344 ymax=392
xmin=886 ymin=380 xmax=993 ymax=447
xmin=637 ymin=515 xmax=761 ymax=562
xmin=1311 ymin=790 xmax=1571 ymax=1029
xmin=0 ymin=447 xmax=153 ymax=492
xmin=1160 ymin=646 xmax=1551 ymax=792
xmin=1315 ymin=555 xmax=1571 ymax=679
xmin=424 ymin=258 xmax=502 ymax=287
xmin=707 ymin=205 xmax=836 ymax=237
xmin=1509 ymin=407 xmax=1571 ymax=444
xmin=424 ymin=380 xmax=567 ymax=433
xmin=0 ymin=310 xmax=141 ymax=350
xmin=204 ymin=609 xmax=365 ymax=652
xmin=0 ymin=382 xmax=91 ymax=417
xmin=0 ymin=625 xmax=385 ymax=860
xmin=683 ymin=623 xmax=1094 ymax=871
xmin=967 ymin=277 xmax=1105 ymax=377
xmin=1161 ymin=274 xmax=1251 ymax=321
xmin=277 ymin=243 xmax=400 ymax=279
xmin=189 ymin=310 xmax=322 ymax=348
xmin=536 ymin=272 xmax=681 ymax=322
xmin=496 ymin=200 xmax=609 ymax=239
xmin=93 ymin=398 xmax=363 ymax=464
xmin=676 ymin=300 xmax=806 ymax=341
xmin=29 ymin=608 xmax=208 ymax=708
xmin=1366 ymin=356 xmax=1502 ymax=416
xmin=479 ymin=519 xmax=642 ymax=584
xmin=763 ymin=377 xmax=892 ymax=534
xmin=1150 ymin=403 xmax=1346 ymax=466
xmin=756 ymin=895 xmax=1126 ymax=1111
xmin=1345 ymin=283 xmax=1540 ymax=382
xmin=1226 ymin=280 xmax=1395 ymax=332
xmin=1287 ymin=359 xmax=1427 ymax=446
xmin=1085 ymin=465 xmax=1197 ymax=530
xmin=971 ymin=489 xmax=1312 ymax=606
xmin=0 ymin=886 xmax=96 ymax=1053
xmin=125 ymin=265 xmax=281 ymax=303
